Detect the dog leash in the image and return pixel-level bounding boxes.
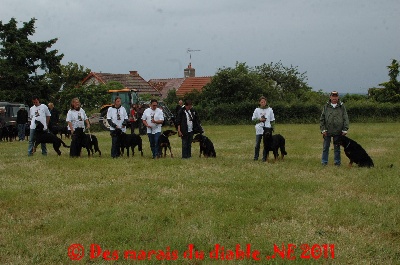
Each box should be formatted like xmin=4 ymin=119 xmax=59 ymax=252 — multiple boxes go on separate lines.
xmin=87 ymin=127 xmax=93 ymax=142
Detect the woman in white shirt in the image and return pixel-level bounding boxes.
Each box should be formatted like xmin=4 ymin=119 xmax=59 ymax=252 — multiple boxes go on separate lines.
xmin=141 ymin=99 xmax=164 ymax=158
xmin=107 ymin=97 xmax=128 ymax=158
xmin=251 ymin=96 xmax=275 ymax=161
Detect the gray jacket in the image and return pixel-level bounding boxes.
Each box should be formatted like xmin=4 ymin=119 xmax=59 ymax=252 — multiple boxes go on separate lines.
xmin=320 ymin=100 xmax=349 ymax=136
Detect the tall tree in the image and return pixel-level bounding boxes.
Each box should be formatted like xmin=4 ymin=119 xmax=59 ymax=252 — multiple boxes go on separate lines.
xmin=255 ymin=61 xmax=311 ymax=100
xmin=369 ymin=59 xmax=400 ymax=102
xmin=0 ymin=18 xmax=63 ymax=104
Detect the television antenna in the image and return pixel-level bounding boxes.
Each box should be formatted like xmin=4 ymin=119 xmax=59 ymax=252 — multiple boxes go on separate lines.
xmin=187 ymin=48 xmax=201 ymax=65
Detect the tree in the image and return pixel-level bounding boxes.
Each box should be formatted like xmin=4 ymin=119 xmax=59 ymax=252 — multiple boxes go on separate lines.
xmin=369 ymin=59 xmax=400 ymax=102
xmin=0 ymin=18 xmax=63 ymax=103
xmin=200 ymin=62 xmax=274 ymax=107
xmin=255 ymin=61 xmax=312 ymax=100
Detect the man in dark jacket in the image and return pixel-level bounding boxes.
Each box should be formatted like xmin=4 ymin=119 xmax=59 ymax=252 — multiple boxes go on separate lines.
xmin=176 ymin=99 xmax=201 ymax=159
xmin=320 ymin=91 xmax=349 ymax=166
xmin=17 ymin=105 xmax=29 ymax=141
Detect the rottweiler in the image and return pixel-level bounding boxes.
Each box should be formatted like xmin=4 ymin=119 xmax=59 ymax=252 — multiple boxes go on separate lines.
xmin=158 ymin=130 xmax=177 ymax=158
xmin=262 ymin=127 xmax=287 ymax=162
xmin=119 ymin=132 xmax=143 ymax=157
xmin=192 ymin=134 xmax=216 ymax=158
xmin=34 ymin=120 xmax=70 ymax=155
xmin=337 ymin=135 xmax=374 ymax=167
xmin=82 ymin=133 xmax=101 ymax=157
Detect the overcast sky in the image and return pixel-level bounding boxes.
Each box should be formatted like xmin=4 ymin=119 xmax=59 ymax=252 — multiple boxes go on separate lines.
xmin=1 ymin=0 xmax=399 ymax=94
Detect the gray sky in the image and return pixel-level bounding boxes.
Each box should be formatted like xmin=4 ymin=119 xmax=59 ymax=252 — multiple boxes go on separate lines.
xmin=1 ymin=0 xmax=399 ymax=94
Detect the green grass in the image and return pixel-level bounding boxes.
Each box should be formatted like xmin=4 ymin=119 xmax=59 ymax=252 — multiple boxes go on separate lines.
xmin=1 ymin=123 xmax=399 ymax=264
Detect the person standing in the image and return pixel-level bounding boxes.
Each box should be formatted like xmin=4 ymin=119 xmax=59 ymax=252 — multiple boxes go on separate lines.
xmin=47 ymin=102 xmax=60 ymax=133
xmin=107 ymin=97 xmax=128 ymax=158
xmin=320 ymin=91 xmax=349 ymax=166
xmin=28 ymin=96 xmax=51 ymax=156
xmin=66 ymin=98 xmax=90 ymax=157
xmin=17 ymin=104 xmax=28 ymax=141
xmin=176 ymin=99 xmax=201 ymax=159
xmin=142 ymin=99 xmax=164 ymax=158
xmin=251 ymin=96 xmax=275 ymax=161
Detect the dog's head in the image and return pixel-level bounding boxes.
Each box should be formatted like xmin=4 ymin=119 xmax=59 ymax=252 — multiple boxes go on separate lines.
xmin=337 ymin=135 xmax=350 ymax=147
xmin=35 ymin=120 xmax=45 ymax=131
xmin=192 ymin=133 xmax=204 ymax=143
xmin=263 ymin=127 xmax=273 ymax=138
xmin=163 ymin=130 xmax=177 ymax=137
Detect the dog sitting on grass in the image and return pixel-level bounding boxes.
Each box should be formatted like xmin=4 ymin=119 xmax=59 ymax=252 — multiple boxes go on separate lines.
xmin=34 ymin=120 xmax=70 ymax=156
xmin=157 ymin=129 xmax=177 ymax=158
xmin=337 ymin=135 xmax=374 ymax=167
xmin=262 ymin=127 xmax=287 ymax=162
xmin=192 ymin=134 xmax=216 ymax=158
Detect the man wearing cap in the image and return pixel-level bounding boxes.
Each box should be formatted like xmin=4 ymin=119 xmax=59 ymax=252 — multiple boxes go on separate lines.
xmin=17 ymin=104 xmax=29 ymax=141
xmin=320 ymin=91 xmax=349 ymax=166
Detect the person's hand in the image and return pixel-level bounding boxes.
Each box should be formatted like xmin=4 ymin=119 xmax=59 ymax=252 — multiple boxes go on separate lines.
xmin=322 ymin=132 xmax=327 ymax=137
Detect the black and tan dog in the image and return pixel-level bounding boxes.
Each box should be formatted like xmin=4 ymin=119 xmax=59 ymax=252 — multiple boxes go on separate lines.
xmin=262 ymin=127 xmax=287 ymax=162
xmin=82 ymin=133 xmax=101 ymax=157
xmin=34 ymin=120 xmax=70 ymax=155
xmin=192 ymin=134 xmax=216 ymax=158
xmin=158 ymin=130 xmax=177 ymax=158
xmin=119 ymin=132 xmax=143 ymax=157
xmin=337 ymin=135 xmax=374 ymax=167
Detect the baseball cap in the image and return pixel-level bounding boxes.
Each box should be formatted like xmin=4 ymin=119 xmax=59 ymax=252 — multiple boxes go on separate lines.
xmin=330 ymin=91 xmax=339 ymax=96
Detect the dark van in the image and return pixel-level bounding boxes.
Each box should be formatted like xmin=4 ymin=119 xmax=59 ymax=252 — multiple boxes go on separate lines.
xmin=0 ymin=101 xmax=29 ymax=126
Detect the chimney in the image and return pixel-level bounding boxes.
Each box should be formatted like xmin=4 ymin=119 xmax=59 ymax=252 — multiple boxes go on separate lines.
xmin=129 ymin=71 xmax=138 ymax=76
xmin=184 ymin=64 xmax=195 ymax=78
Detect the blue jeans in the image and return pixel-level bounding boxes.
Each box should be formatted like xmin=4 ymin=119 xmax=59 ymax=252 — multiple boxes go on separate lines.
xmin=254 ymin=134 xmax=265 ymax=160
xmin=322 ymin=135 xmax=341 ymax=165
xmin=147 ymin=132 xmax=161 ymax=158
xmin=18 ymin=124 xmax=26 ymax=140
xmin=28 ymin=129 xmax=47 ymax=155
xmin=181 ymin=132 xmax=194 ymax=158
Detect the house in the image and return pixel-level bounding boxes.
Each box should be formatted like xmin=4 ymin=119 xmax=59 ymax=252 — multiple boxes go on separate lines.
xmin=81 ymin=70 xmax=161 ymax=97
xmin=149 ymin=64 xmax=212 ymax=98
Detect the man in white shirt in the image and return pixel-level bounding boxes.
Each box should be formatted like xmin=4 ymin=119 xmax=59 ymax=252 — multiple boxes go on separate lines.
xmin=107 ymin=97 xmax=128 ymax=158
xmin=28 ymin=96 xmax=51 ymax=156
xmin=142 ymin=99 xmax=164 ymax=158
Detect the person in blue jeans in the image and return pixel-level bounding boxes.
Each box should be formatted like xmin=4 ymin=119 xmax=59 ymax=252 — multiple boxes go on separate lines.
xmin=251 ymin=96 xmax=275 ymax=161
xmin=142 ymin=99 xmax=164 ymax=158
xmin=28 ymin=96 xmax=51 ymax=156
xmin=320 ymin=91 xmax=349 ymax=166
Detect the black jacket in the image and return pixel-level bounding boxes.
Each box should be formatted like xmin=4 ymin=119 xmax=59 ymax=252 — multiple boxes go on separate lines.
xmin=176 ymin=107 xmax=201 ymax=136
xmin=17 ymin=109 xmax=29 ymax=124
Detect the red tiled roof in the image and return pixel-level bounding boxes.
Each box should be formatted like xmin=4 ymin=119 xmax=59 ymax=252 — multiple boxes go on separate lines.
xmin=81 ymin=71 xmax=161 ymax=97
xmin=148 ymin=78 xmax=185 ymax=98
xmin=176 ymin=77 xmax=212 ymax=97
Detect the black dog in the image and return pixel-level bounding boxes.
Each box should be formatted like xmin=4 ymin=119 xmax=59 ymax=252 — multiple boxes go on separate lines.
xmin=34 ymin=120 xmax=70 ymax=155
xmin=158 ymin=130 xmax=177 ymax=158
xmin=337 ymin=135 xmax=374 ymax=167
xmin=119 ymin=132 xmax=143 ymax=157
xmin=82 ymin=133 xmax=101 ymax=157
xmin=263 ymin=127 xmax=287 ymax=162
xmin=192 ymin=134 xmax=216 ymax=158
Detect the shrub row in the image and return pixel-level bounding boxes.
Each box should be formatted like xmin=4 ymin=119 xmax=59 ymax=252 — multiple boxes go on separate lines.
xmin=195 ymin=101 xmax=400 ymax=124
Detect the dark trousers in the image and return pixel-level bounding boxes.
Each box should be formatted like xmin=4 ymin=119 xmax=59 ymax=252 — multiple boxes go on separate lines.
xmin=70 ymin=128 xmax=84 ymax=157
xmin=110 ymin=131 xmax=121 ymax=158
xmin=181 ymin=132 xmax=194 ymax=158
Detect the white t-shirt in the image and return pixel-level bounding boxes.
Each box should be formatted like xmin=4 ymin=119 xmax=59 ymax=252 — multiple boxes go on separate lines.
xmin=107 ymin=106 xmax=128 ymax=132
xmin=252 ymin=107 xmax=275 ymax=135
xmin=66 ymin=108 xmax=88 ymax=130
xmin=29 ymin=104 xmax=51 ymax=130
xmin=141 ymin=107 xmax=164 ymax=134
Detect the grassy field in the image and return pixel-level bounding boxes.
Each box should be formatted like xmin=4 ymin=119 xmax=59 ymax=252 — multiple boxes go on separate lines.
xmin=1 ymin=123 xmax=399 ymax=264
